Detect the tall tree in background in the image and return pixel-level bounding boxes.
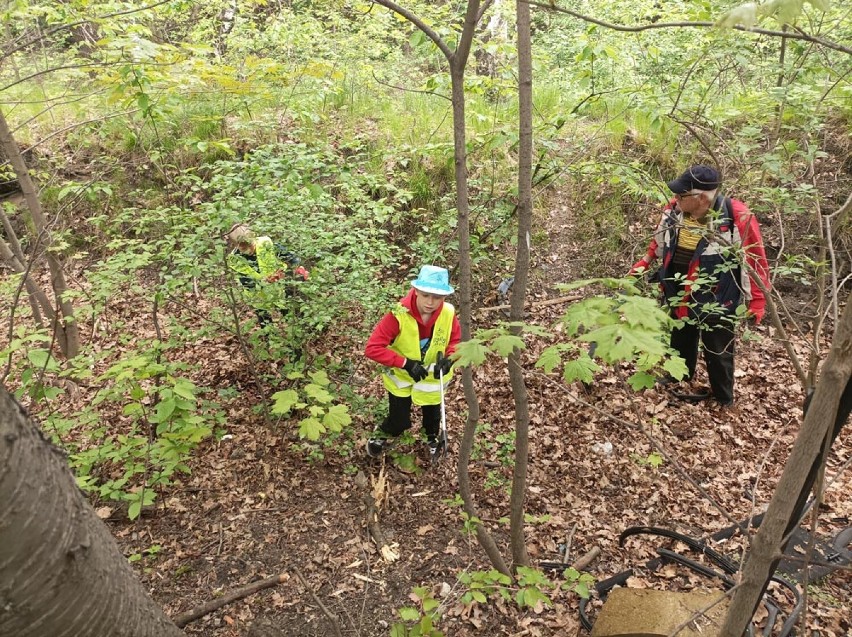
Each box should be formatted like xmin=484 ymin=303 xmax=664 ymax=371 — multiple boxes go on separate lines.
xmin=0 ymin=385 xmax=184 ymax=637
xmin=507 ymin=0 xmax=533 ymax=569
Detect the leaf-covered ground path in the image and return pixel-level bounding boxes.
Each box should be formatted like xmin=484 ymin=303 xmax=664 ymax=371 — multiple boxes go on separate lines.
xmin=98 ymin=223 xmax=851 ymax=635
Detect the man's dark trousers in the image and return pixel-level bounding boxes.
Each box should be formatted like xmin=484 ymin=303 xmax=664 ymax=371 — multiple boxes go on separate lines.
xmin=670 ymin=319 xmax=735 ymax=404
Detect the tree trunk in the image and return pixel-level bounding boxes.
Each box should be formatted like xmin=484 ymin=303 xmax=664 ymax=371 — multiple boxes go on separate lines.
xmin=0 ymin=107 xmax=79 ymax=357
xmin=0 ymin=386 xmax=184 ymax=637
xmin=450 ymin=1 xmax=511 ymax=578
xmin=720 ymin=301 xmax=852 ymax=636
xmin=507 ymin=0 xmax=533 ymax=570
xmin=0 ymin=235 xmax=51 ymax=330
xmin=368 ymin=0 xmax=510 ymax=577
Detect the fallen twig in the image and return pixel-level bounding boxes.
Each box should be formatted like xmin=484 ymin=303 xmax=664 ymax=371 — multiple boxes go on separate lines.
xmin=570 ymin=546 xmax=601 ymax=571
xmin=173 ymin=572 xmax=288 ymax=628
xmin=477 ymin=294 xmax=582 ymax=313
xmin=563 ymin=522 xmax=578 ymax=565
xmin=294 ymin=569 xmax=344 ymax=637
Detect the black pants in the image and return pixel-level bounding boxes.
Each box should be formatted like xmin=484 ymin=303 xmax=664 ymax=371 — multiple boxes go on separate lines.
xmin=379 ymin=392 xmax=440 ymax=439
xmin=670 ymin=320 xmax=735 ymax=404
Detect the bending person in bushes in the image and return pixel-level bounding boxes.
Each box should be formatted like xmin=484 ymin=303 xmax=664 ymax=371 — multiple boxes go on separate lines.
xmin=629 ymin=165 xmax=770 ymax=408
xmin=224 ymin=223 xmax=309 ymax=329
xmin=364 ymin=265 xmax=461 ymax=462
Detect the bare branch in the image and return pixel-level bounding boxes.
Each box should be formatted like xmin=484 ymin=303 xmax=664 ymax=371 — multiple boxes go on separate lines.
xmin=1 ymin=0 xmax=177 ymax=61
xmin=370 ymin=0 xmax=453 ymax=60
xmin=524 ymin=1 xmax=852 ymax=56
xmin=370 ymin=69 xmax=451 ymax=102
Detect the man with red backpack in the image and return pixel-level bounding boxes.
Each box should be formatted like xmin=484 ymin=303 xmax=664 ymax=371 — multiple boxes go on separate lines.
xmin=630 ymin=165 xmax=770 ymax=407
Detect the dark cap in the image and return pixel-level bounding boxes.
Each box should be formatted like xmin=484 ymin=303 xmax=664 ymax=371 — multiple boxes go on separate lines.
xmin=666 ymin=165 xmax=721 ymax=193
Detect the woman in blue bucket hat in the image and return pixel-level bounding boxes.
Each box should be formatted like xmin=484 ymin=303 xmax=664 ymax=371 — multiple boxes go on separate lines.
xmin=364 ymin=265 xmax=461 ymax=462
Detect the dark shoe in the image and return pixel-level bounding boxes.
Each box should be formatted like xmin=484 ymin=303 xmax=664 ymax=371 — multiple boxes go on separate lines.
xmin=715 ymin=398 xmax=735 ymax=411
xmin=366 ymin=437 xmax=388 ymax=458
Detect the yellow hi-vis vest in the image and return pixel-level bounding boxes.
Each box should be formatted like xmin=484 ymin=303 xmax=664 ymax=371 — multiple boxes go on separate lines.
xmin=382 ymin=301 xmax=455 ymax=406
xmin=227 ymin=237 xmax=285 ymax=310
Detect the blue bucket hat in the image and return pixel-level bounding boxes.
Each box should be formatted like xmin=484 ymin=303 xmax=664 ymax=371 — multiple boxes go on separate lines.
xmin=411 ymin=265 xmax=454 ymax=295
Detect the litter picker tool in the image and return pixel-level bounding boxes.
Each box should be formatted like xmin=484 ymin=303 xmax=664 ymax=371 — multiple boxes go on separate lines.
xmin=434 ymin=351 xmax=449 ymax=462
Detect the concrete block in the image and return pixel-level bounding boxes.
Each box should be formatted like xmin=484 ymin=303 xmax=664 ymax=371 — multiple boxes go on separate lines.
xmin=590 ymin=588 xmax=729 ymax=637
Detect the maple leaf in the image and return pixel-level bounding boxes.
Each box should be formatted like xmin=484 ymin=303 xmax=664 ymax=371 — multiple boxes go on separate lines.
xmin=627 ymin=371 xmax=656 ymax=390
xmin=563 ymin=355 xmax=598 ymax=384
xmin=455 ymin=339 xmax=488 ymax=367
xmin=662 ymin=355 xmax=689 ymax=379
xmin=304 ymin=383 xmax=333 ymax=404
xmin=561 ymin=297 xmax=618 ymax=335
xmin=535 ymin=345 xmax=562 ymax=373
xmin=491 ymin=333 xmax=525 ymax=357
xmin=619 ymin=295 xmax=668 ymax=330
xmin=581 ymin=324 xmax=667 ymax=362
xmin=271 ymin=389 xmax=299 ymax=415
xmin=309 ymin=369 xmax=330 ymax=386
xmin=298 ymin=416 xmax=325 ymax=440
xmin=323 ymin=404 xmax=351 ymax=432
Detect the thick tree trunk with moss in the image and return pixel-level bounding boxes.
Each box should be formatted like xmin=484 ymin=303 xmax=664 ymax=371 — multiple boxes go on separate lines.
xmin=0 ymin=386 xmax=184 ymax=637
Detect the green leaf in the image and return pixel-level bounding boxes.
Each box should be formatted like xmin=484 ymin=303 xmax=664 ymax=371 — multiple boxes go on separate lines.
xmin=128 ymin=500 xmax=142 ymax=520
xmin=662 ymin=355 xmax=689 ymax=380
xmin=390 ymin=624 xmax=408 ymax=637
xmin=173 ymin=379 xmax=197 ymax=400
xmin=155 ymin=397 xmax=176 ymax=422
xmin=562 ymin=355 xmax=598 ymax=384
xmin=122 ymin=403 xmax=143 ymax=416
xmin=271 ymin=389 xmax=300 ymax=415
xmin=619 ymin=295 xmax=669 ymax=330
xmin=304 ymin=383 xmax=333 ymax=404
xmin=575 ymin=581 xmax=591 ymax=599
xmin=422 ymin=597 xmax=439 ymax=612
xmin=472 ymin=590 xmax=487 ymax=603
xmin=717 ymin=2 xmax=758 ymax=28
xmin=308 ymin=370 xmax=331 ymax=386
xmin=323 ymin=404 xmax=351 ymax=432
xmin=298 ymin=417 xmax=325 ymax=441
xmin=535 ymin=346 xmax=562 ymax=374
xmin=398 ymin=607 xmax=421 ymax=622
xmin=27 ymin=348 xmax=60 ymax=371
xmin=561 ymin=296 xmax=619 ymax=335
xmin=454 ymin=339 xmax=488 ymax=367
xmin=648 ymin=452 xmax=664 ymax=468
xmin=627 ymin=371 xmax=656 ymax=391
xmin=491 ymin=333 xmax=525 ymax=357
xmin=581 ymin=323 xmax=667 ymax=363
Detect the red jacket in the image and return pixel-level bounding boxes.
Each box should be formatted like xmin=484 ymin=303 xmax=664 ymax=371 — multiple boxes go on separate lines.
xmin=631 ymin=196 xmax=770 ymax=322
xmin=365 ymin=289 xmax=462 ymax=368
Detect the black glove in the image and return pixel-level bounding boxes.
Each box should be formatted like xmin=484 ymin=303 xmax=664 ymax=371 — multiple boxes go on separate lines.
xmin=403 ymin=358 xmax=427 ymax=382
xmin=435 ymin=351 xmax=453 ymax=377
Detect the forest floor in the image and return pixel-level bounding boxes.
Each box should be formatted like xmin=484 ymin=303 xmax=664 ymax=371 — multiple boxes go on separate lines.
xmin=95 ymin=205 xmax=852 ymax=637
